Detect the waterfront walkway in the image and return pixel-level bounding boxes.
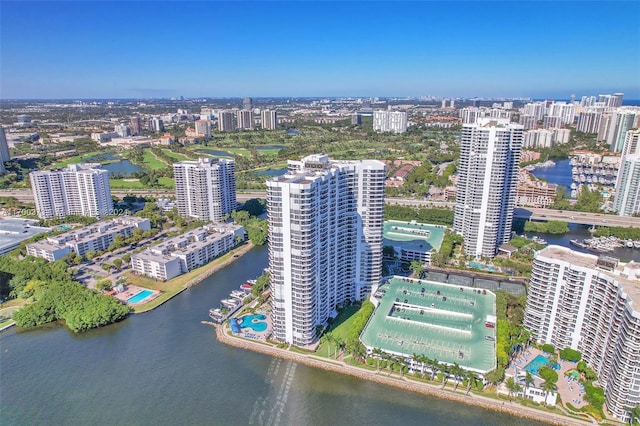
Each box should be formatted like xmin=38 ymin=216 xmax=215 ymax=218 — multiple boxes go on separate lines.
xmin=212 ymin=322 xmax=594 ymax=426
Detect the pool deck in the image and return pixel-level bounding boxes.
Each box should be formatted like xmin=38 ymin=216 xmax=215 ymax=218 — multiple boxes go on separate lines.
xmin=114 ymin=285 xmax=161 ymax=305
xmin=231 ymin=312 xmax=272 ymax=342
xmin=507 ymin=347 xmax=587 ymax=410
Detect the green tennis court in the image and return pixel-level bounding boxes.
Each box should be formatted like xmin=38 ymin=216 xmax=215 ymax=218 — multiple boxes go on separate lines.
xmin=361 ymin=276 xmax=497 ymax=373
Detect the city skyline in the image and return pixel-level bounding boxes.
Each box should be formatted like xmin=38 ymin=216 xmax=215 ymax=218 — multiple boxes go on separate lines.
xmin=2 ymin=1 xmax=639 ymax=99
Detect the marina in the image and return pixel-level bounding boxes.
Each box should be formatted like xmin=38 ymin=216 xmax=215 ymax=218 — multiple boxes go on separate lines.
xmin=209 ymin=279 xmax=256 ymax=323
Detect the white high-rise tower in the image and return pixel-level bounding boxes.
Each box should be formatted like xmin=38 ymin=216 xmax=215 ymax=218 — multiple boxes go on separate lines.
xmin=30 ymin=163 xmax=113 ymax=219
xmin=267 ymin=154 xmax=385 ymax=346
xmin=454 ymin=118 xmax=523 ymax=257
xmin=173 ymin=158 xmax=236 ymax=222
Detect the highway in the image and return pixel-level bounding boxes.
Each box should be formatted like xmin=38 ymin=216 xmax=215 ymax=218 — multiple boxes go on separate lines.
xmin=2 ymin=189 xmax=639 ymax=228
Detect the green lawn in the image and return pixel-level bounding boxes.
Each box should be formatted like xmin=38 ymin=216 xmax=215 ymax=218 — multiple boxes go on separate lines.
xmin=143 ymin=150 xmax=168 ymax=169
xmin=110 ymin=177 xmax=174 ymax=189
xmin=161 ymin=149 xmax=189 ymax=161
xmin=316 ymin=304 xmax=361 ymax=359
xmin=52 ymin=151 xmax=103 ymax=168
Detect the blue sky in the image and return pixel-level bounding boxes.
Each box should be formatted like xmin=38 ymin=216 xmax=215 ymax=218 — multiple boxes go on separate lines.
xmin=1 ymin=1 xmax=639 ymax=99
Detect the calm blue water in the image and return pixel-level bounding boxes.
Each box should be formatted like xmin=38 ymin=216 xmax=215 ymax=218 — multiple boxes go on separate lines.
xmin=102 ymin=159 xmax=146 ymax=177
xmin=83 ymin=153 xmax=120 ymax=162
xmin=0 ymin=245 xmax=539 ymax=426
xmin=196 ymin=148 xmax=235 ymax=157
xmin=530 ymin=159 xmax=573 ymax=194
xmin=524 ymin=355 xmax=549 ymax=375
xmin=287 ymin=129 xmax=300 ymax=135
xmin=468 ymin=261 xmax=497 ymax=272
xmin=238 ymin=314 xmax=268 ymax=332
xmin=127 ymin=289 xmax=154 ymax=304
xmin=256 ymin=167 xmax=287 ymax=177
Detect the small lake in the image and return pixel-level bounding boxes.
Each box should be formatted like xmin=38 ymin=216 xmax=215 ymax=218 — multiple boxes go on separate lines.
xmin=102 ymin=160 xmax=146 ymax=177
xmin=286 ymin=129 xmax=300 ymax=135
xmin=81 ymin=153 xmax=145 ymax=177
xmin=196 ymin=149 xmax=235 ymax=157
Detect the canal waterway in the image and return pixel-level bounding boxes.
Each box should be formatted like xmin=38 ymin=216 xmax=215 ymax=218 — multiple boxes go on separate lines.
xmin=530 ymin=159 xmax=573 ymax=196
xmin=1 ymin=245 xmax=540 ymax=426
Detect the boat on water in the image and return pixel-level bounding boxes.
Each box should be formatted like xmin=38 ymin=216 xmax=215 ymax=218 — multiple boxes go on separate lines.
xmin=240 ymin=283 xmax=253 ymax=290
xmin=531 ymin=236 xmax=548 ymax=245
xmin=626 ymin=240 xmax=634 ymax=248
xmin=221 ymin=299 xmax=239 ymax=308
xmin=570 ymin=239 xmax=588 ymax=249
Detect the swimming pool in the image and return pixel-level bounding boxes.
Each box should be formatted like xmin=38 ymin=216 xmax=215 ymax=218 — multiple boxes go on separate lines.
xmin=468 ymin=261 xmax=497 ymax=272
xmin=524 ymin=354 xmax=560 ymax=375
xmin=237 ymin=314 xmax=267 ymax=332
xmin=127 ymin=289 xmax=154 ymax=304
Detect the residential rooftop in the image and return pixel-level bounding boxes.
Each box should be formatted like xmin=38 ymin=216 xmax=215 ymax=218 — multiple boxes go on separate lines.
xmin=383 ymin=220 xmax=445 ymax=253
xmin=538 ymin=245 xmax=640 ymax=306
xmin=0 ymin=218 xmax=51 ymax=255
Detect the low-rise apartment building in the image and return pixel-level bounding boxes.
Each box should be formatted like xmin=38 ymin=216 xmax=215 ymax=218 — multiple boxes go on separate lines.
xmin=26 ymin=216 xmax=150 ymax=261
xmin=131 ymin=222 xmax=245 ymax=281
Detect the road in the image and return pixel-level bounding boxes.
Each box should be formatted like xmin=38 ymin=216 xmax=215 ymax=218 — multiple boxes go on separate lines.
xmin=3 ymin=189 xmax=640 ymax=228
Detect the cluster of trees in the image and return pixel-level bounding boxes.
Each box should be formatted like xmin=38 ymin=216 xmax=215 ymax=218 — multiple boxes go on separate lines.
xmin=488 ymin=291 xmax=529 ymax=382
xmin=240 ymin=198 xmax=266 ymax=216
xmin=231 ymin=210 xmax=267 ymax=245
xmin=384 ymin=205 xmax=454 ymax=226
xmin=431 ymin=230 xmax=463 ymax=267
xmin=559 ymin=347 xmax=581 ymax=362
xmin=0 ymin=256 xmax=130 ymax=332
xmin=343 ymin=301 xmax=375 ymax=361
xmin=594 ymin=226 xmax=640 ymax=240
xmin=523 ymin=220 xmax=569 ymax=234
xmin=551 ymin=186 xmax=603 ymax=213
xmin=404 ymin=353 xmax=481 ymax=393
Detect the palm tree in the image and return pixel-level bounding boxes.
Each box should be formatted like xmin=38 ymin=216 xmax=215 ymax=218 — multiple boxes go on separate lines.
xmin=466 ymin=371 xmax=479 ymax=395
xmin=505 ymin=377 xmax=523 ymax=401
xmin=524 ymin=371 xmax=535 ymax=396
xmin=540 ymin=380 xmax=558 ymax=405
xmin=440 ymin=364 xmax=450 ymax=389
xmin=429 ymin=358 xmax=439 ymax=381
xmin=451 ymin=363 xmax=463 ymax=391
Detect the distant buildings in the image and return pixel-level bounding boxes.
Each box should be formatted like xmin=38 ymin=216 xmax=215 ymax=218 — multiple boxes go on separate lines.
xmin=115 ymin=124 xmax=131 ymax=137
xmin=26 ymin=216 xmax=150 ymax=261
xmin=130 ymin=117 xmax=142 ymax=135
xmin=454 ymin=118 xmax=523 ymax=257
xmin=524 ymin=246 xmax=640 ymax=423
xmin=522 ymin=128 xmax=570 ymax=148
xmin=606 ymin=110 xmax=637 ymax=152
xmin=194 ymin=119 xmax=211 ymax=140
xmin=373 ymin=110 xmax=407 ymax=134
xmin=218 ymin=111 xmax=236 ymax=132
xmin=613 ymin=154 xmax=640 ymax=216
xmin=236 ymin=110 xmax=253 ymax=130
xmin=30 ymin=163 xmax=113 ymax=219
xmin=261 ymin=110 xmax=278 ymax=130
xmin=267 ymin=154 xmax=385 ymax=345
xmin=173 ymin=158 xmax=236 ymax=222
xmin=151 ymin=118 xmax=164 ymax=133
xmin=243 ymin=97 xmax=253 ymax=111
xmin=0 ymin=127 xmax=10 ymax=173
xmin=131 ymin=222 xmax=244 ymax=281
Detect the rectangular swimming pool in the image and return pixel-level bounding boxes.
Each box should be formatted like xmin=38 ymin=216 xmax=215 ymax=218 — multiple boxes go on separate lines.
xmin=127 ymin=289 xmax=154 ymax=304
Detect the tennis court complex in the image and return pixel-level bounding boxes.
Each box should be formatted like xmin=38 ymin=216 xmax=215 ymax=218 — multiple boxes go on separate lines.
xmin=361 ymin=276 xmax=497 ymax=373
